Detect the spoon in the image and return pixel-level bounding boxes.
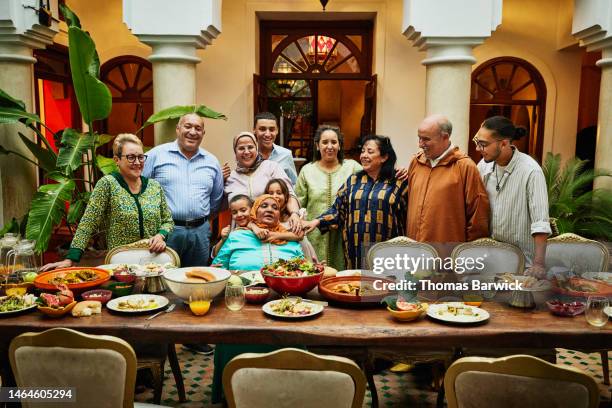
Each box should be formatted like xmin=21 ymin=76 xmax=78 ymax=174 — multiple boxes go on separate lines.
xmin=145 ymin=303 xmax=175 ymax=320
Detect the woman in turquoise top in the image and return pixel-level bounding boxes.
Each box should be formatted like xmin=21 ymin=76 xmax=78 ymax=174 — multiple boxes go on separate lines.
xmin=211 ymin=194 xmax=304 ymax=404
xmin=41 ymin=133 xmax=173 ymax=270
xmin=212 ymin=194 xmax=304 ymax=269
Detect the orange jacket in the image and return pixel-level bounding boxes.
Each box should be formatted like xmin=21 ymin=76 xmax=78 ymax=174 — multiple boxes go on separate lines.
xmin=406 ymin=148 xmax=490 ymax=244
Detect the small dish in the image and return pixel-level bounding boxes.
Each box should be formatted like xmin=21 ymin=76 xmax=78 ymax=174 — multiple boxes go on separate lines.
xmin=387 ymin=303 xmax=428 ymax=322
xmin=104 ymin=281 xmax=134 ymax=297
xmin=38 ymin=301 xmax=77 ymax=318
xmin=245 ymin=287 xmax=269 ymax=304
xmin=546 ymin=300 xmax=586 ymax=317
xmin=81 ymin=289 xmax=113 ymax=305
xmin=113 ymin=272 xmax=137 ymax=284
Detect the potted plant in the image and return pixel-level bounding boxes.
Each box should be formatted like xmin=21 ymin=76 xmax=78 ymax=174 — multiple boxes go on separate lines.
xmin=0 ymin=5 xmax=226 ymax=255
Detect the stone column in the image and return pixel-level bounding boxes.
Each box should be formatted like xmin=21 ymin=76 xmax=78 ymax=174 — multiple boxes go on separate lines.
xmin=572 ymin=0 xmax=612 ymax=190
xmin=402 ymin=0 xmax=502 ymax=152
xmin=0 ymin=0 xmax=58 ymax=224
xmin=123 ymin=0 xmax=222 ymax=145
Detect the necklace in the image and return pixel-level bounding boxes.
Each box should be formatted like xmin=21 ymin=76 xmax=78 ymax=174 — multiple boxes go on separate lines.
xmin=494 ymin=163 xmax=501 ymax=192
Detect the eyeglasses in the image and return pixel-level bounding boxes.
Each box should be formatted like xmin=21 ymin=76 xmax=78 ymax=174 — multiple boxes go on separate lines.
xmin=472 ymin=135 xmax=496 ymax=149
xmin=119 ymin=154 xmax=148 ymax=163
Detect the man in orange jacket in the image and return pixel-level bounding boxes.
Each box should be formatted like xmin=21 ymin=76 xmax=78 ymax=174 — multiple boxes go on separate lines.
xmin=406 ymin=114 xmax=490 ymax=251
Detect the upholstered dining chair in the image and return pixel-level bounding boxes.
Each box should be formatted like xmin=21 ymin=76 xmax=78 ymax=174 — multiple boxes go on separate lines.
xmin=444 ymin=355 xmax=600 ymax=408
xmin=104 ymin=239 xmax=180 ymax=266
xmin=9 ymin=327 xmax=166 ymax=408
xmin=222 ymin=348 xmax=367 ymax=408
xmin=545 ymin=233 xmax=611 ymax=385
xmin=450 ymin=237 xmax=525 ymax=277
xmin=545 ymin=233 xmax=609 ymax=274
xmin=104 ymin=239 xmax=186 ymax=403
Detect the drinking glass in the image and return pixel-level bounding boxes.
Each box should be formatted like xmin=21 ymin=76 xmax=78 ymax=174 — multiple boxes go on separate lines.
xmin=189 ymin=290 xmax=211 ymax=316
xmin=585 ymin=296 xmax=609 ymax=327
xmin=225 ymin=284 xmax=246 ymax=311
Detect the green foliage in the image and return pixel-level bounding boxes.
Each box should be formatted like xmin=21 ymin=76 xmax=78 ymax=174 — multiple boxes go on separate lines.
xmin=18 ymin=132 xmax=57 ymax=172
xmin=67 ymin=26 xmax=112 ymax=124
xmin=25 ymin=175 xmax=76 ymax=253
xmin=56 ymin=129 xmax=95 ymax=174
xmin=95 ymin=155 xmax=118 ymax=175
xmin=59 ymin=3 xmax=81 ymax=28
xmin=0 ymin=218 xmax=20 ymax=236
xmin=543 ymin=152 xmax=612 ymax=240
xmin=141 ymin=104 xmax=227 ymax=130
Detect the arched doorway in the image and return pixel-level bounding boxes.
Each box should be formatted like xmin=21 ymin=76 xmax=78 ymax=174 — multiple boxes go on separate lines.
xmin=98 ymin=56 xmax=153 ymax=153
xmin=469 ymin=57 xmax=546 ymax=162
xmin=256 ymin=21 xmax=374 ymax=162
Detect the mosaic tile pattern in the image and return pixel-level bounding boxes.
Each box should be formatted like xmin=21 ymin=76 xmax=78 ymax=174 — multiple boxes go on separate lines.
xmin=134 ymin=348 xmax=612 ymax=407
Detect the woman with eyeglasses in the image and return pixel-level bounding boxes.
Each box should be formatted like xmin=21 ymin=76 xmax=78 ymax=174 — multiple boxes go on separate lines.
xmin=41 ymin=133 xmax=174 ymax=271
xmin=303 ymin=135 xmax=409 ymax=269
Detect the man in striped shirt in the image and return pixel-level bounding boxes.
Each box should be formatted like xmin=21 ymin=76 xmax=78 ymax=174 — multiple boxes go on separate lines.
xmin=143 ymin=113 xmax=224 ymax=268
xmin=474 ymin=116 xmax=551 ymax=278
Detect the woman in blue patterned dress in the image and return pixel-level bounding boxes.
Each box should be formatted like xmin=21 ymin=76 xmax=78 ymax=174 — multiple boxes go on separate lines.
xmin=303 ymin=135 xmax=408 ymax=269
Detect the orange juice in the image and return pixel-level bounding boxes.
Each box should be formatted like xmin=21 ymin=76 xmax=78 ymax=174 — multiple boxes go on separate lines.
xmin=189 ymin=300 xmax=211 ymax=316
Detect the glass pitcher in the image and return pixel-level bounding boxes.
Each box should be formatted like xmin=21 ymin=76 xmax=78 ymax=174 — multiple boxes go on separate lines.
xmin=0 ymin=235 xmax=20 ymax=277
xmin=6 ymin=241 xmax=39 ymax=282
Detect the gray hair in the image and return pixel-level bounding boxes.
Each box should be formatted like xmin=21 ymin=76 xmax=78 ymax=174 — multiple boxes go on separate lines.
xmin=437 ymin=118 xmax=452 ymax=136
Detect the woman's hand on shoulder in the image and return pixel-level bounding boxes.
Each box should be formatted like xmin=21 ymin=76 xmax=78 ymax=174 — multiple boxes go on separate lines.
xmin=249 ymin=222 xmax=269 ymax=239
xmin=288 ymin=212 xmax=302 ymax=234
xmin=149 ymin=234 xmax=166 ymax=253
xmin=220 ymin=226 xmax=231 ymax=239
xmin=39 ymin=259 xmax=73 ymax=272
xmin=395 ymin=166 xmax=409 ymax=181
xmin=302 ymin=219 xmax=320 ymax=234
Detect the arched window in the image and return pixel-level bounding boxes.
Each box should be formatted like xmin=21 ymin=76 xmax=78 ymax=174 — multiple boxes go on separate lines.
xmin=98 ymin=56 xmax=153 ymax=149
xmin=469 ymin=57 xmax=546 ymax=162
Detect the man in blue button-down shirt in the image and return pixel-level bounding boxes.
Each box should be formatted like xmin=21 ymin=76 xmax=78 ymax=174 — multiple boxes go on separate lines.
xmin=253 ymin=111 xmax=298 ymax=184
xmin=143 ymin=113 xmax=224 ymax=267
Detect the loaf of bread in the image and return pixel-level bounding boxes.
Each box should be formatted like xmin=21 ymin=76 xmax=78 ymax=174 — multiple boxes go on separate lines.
xmin=185 ymin=268 xmax=216 ymax=282
xmin=72 ymin=300 xmax=102 ymax=317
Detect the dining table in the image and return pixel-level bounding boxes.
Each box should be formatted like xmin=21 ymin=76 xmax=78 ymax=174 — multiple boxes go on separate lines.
xmin=1 ymin=292 xmax=611 ymax=407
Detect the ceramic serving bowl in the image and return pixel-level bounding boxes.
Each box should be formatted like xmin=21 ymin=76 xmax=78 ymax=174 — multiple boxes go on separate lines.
xmin=163 ymin=267 xmax=231 ymax=302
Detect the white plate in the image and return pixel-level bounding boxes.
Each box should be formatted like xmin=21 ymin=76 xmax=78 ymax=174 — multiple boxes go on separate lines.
xmin=0 ymin=295 xmax=38 ymax=317
xmin=106 ymin=294 xmax=169 ymax=314
xmin=262 ymin=298 xmax=323 ymax=319
xmin=604 ymin=306 xmax=612 ymax=318
xmin=336 ymin=270 xmax=362 ymax=277
xmin=582 ymin=272 xmax=612 ymax=285
xmin=97 ymin=263 xmax=176 ymax=277
xmin=239 ymin=271 xmax=265 ymax=285
xmin=427 ymin=302 xmax=490 ymax=324
xmin=97 ymin=264 xmax=140 ymax=275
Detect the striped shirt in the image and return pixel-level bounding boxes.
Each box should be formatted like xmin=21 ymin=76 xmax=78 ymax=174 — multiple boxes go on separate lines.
xmin=477 ymin=147 xmax=551 ymax=265
xmin=317 ymin=173 xmax=409 ymax=269
xmin=143 ymin=141 xmax=224 ymax=221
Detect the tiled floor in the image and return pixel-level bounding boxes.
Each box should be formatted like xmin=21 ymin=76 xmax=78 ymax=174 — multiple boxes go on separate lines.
xmin=134 ymin=347 xmax=612 ymax=407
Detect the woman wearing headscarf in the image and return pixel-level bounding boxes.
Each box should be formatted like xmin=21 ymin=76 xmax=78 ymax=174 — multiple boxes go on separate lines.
xmin=211 ymin=194 xmax=304 ymax=270
xmin=224 ymin=131 xmax=302 ymax=233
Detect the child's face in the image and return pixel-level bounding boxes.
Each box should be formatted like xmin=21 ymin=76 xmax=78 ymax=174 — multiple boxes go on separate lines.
xmin=230 ymin=199 xmax=251 ymax=227
xmin=267 ymin=183 xmax=286 ymax=209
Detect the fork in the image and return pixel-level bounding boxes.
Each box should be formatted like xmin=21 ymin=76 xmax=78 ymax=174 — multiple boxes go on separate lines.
xmin=145 ymin=303 xmax=175 ymax=320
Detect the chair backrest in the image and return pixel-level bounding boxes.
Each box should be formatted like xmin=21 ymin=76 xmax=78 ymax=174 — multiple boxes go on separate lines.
xmin=9 ymin=328 xmax=137 ymax=408
xmin=223 ymin=348 xmax=367 ymax=408
xmin=451 ymin=238 xmax=524 ymax=277
xmin=104 ymin=239 xmax=181 ymax=266
xmin=445 ymin=355 xmax=600 ymax=408
xmin=545 ymin=233 xmax=609 ymax=274
xmin=366 ymin=236 xmax=439 ymax=279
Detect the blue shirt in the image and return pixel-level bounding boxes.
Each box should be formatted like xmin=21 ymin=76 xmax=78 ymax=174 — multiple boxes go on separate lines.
xmin=269 ymin=144 xmax=298 ymax=185
xmin=143 ymin=141 xmax=224 ymax=221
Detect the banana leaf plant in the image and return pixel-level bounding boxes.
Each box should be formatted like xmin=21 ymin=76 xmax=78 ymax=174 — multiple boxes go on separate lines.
xmin=0 ymin=5 xmax=226 ymax=254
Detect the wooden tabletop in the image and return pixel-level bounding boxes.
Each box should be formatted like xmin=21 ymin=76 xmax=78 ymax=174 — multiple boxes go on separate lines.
xmin=0 ymin=295 xmax=610 ymax=350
